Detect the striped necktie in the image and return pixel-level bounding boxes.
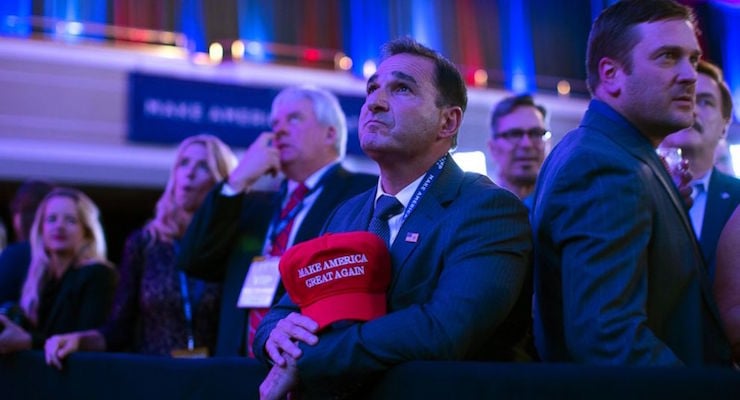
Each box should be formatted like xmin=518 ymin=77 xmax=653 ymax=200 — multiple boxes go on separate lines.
xmin=368 ymin=195 xmax=404 ymax=246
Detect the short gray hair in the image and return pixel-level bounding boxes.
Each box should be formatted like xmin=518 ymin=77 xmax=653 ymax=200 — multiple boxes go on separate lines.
xmin=271 ymin=85 xmax=348 ymax=157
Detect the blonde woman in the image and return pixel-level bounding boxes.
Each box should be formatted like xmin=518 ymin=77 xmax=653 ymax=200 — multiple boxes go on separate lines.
xmin=0 ymin=188 xmax=115 ymax=354
xmin=45 ymin=135 xmax=237 ymax=367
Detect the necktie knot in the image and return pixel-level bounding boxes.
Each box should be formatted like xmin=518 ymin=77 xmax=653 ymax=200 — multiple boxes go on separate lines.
xmin=368 ymin=195 xmax=403 ymax=246
xmin=692 ymin=182 xmax=705 ymax=199
xmin=293 ymin=183 xmax=310 ymax=199
xmin=373 ymin=195 xmax=403 ymax=221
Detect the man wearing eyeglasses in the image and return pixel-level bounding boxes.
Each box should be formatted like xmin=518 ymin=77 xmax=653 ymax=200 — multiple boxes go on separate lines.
xmin=487 ymin=94 xmax=550 ymax=209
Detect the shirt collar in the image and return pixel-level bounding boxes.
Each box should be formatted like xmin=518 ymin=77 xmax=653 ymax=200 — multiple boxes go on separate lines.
xmin=286 ymin=161 xmax=338 ymax=192
xmin=691 ymin=170 xmax=711 ymax=192
xmin=374 ymin=173 xmax=425 ymax=209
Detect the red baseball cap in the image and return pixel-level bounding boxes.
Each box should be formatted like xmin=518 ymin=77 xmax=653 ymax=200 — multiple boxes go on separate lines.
xmin=279 ymin=231 xmax=391 ymax=330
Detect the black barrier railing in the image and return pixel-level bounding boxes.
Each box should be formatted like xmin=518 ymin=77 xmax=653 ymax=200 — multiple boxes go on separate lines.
xmin=2 ymin=351 xmax=740 ymax=400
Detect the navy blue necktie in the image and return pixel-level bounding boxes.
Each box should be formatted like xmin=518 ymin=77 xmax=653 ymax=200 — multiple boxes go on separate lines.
xmin=368 ymin=195 xmax=403 ymax=246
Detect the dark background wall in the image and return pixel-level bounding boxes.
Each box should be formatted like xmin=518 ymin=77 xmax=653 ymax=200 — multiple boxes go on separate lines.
xmin=7 ymin=0 xmax=738 ymax=98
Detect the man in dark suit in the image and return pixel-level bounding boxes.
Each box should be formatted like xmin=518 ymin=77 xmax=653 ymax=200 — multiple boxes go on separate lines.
xmin=661 ymin=60 xmax=740 ymax=281
xmin=176 ymin=85 xmax=376 ymax=357
xmin=255 ymin=37 xmax=532 ymax=399
xmin=532 ymin=0 xmax=730 ymax=366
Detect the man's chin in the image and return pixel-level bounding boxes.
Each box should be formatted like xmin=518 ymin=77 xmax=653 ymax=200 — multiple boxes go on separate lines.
xmin=512 ymin=163 xmax=540 ymax=172
xmin=670 ymin=112 xmax=695 ymax=132
xmin=663 ymin=130 xmax=699 ymax=148
xmin=512 ymin=173 xmax=538 ymax=185
xmin=279 ymin=153 xmax=297 ymax=166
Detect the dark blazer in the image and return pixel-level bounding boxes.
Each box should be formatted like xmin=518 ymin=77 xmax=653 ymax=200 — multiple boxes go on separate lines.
xmin=532 ymin=100 xmax=730 ymax=366
xmin=699 ymin=168 xmax=740 ymax=281
xmin=0 ymin=242 xmax=31 ymax=304
xmin=255 ymin=157 xmax=533 ymax=388
xmin=32 ymin=262 xmax=117 ymax=348
xmin=176 ymin=165 xmax=376 ymax=356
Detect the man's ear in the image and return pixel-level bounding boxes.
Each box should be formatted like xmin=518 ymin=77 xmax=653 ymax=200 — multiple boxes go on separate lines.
xmin=721 ymin=120 xmax=730 ymax=139
xmin=487 ymin=137 xmax=497 ymax=156
xmin=325 ymin=125 xmax=337 ymax=145
xmin=598 ymin=57 xmax=623 ymax=97
xmin=438 ymin=106 xmax=463 ymax=140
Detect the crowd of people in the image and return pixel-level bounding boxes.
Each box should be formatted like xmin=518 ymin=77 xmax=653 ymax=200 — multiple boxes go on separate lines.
xmin=0 ymin=0 xmax=739 ymax=398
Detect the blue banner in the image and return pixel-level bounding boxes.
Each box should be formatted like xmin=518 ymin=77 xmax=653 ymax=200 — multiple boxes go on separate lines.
xmin=127 ymin=72 xmax=366 ymax=156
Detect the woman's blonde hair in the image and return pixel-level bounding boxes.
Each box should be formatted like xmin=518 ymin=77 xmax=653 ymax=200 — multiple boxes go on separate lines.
xmin=145 ymin=134 xmax=237 ymax=243
xmin=20 ymin=187 xmax=110 ymax=325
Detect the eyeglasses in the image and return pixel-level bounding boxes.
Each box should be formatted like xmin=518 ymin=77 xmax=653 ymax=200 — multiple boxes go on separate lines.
xmin=494 ymin=128 xmax=551 ymax=144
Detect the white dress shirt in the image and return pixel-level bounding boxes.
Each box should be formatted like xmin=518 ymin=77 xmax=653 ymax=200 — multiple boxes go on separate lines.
xmin=373 ymin=174 xmax=424 ymax=245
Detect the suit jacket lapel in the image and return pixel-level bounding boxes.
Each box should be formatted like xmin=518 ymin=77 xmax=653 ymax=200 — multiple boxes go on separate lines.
xmin=295 ymin=165 xmax=349 ymax=243
xmin=700 ymin=169 xmax=732 ymax=265
xmin=637 ymin=151 xmax=696 ymax=237
xmin=583 ymin=105 xmax=695 ymax=240
xmin=388 ymin=157 xmax=462 ymax=287
xmin=584 ymin=103 xmax=723 ymax=326
xmin=355 ymin=191 xmax=376 ymax=232
xmin=43 ymin=273 xmax=71 ymax=331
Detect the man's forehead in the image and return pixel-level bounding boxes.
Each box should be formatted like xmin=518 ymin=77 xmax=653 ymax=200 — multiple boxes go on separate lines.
xmin=633 ymin=19 xmax=700 ymax=51
xmin=372 ymin=53 xmax=433 ymax=81
xmin=499 ymin=106 xmax=544 ymax=125
xmin=272 ymin=97 xmax=312 ymax=115
xmin=697 ymin=73 xmax=720 ymax=95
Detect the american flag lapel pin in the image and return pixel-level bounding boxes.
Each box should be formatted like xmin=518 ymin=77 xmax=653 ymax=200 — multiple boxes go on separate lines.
xmin=405 ymin=232 xmax=419 ymax=243
xmin=721 ymin=192 xmax=730 ymax=200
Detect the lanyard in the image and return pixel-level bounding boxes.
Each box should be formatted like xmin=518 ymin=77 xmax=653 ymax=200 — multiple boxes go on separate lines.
xmin=266 ymin=163 xmax=339 ymax=249
xmin=400 ymin=154 xmax=447 ymax=223
xmin=174 ymin=241 xmax=204 ymax=351
xmin=178 ymin=272 xmax=196 ymax=351
xmin=267 ymin=184 xmax=319 ymax=246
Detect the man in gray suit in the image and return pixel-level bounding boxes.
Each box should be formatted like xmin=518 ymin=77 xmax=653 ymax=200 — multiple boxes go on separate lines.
xmin=532 ymin=0 xmax=730 ymax=366
xmin=661 ymin=60 xmax=740 ymax=281
xmin=255 ymin=37 xmax=533 ymax=398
